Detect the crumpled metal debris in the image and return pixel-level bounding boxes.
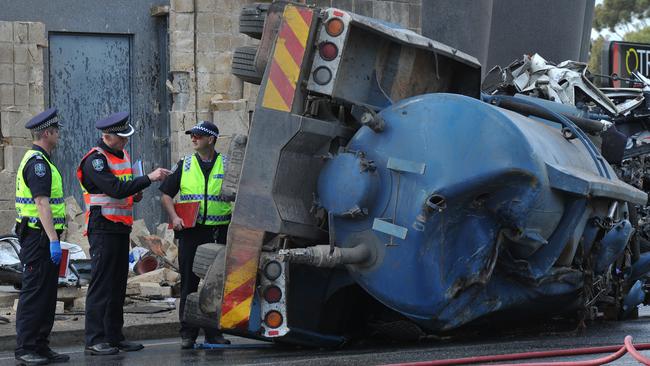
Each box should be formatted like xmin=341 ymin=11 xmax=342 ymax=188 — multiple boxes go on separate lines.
xmin=483 ymin=53 xmax=621 ymax=116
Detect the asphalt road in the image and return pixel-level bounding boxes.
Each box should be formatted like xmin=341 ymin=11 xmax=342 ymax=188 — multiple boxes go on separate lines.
xmin=3 ymin=315 xmax=650 ymax=365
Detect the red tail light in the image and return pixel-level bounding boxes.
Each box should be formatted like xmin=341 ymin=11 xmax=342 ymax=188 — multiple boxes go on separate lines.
xmin=319 ymin=42 xmax=338 ymax=61
xmin=263 ymin=285 xmax=282 ymax=303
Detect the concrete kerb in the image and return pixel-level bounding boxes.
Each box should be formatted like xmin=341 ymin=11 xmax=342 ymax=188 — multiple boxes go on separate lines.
xmin=0 ymin=314 xmax=180 ymax=351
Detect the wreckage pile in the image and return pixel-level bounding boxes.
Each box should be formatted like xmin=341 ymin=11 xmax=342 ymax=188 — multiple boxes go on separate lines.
xmin=1 ymin=196 xmax=182 ymax=316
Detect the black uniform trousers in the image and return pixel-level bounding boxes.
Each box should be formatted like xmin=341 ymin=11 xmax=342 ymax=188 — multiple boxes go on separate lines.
xmin=178 ymin=224 xmax=228 ymax=340
xmin=85 ymin=232 xmax=129 ymax=346
xmin=15 ymin=229 xmax=58 ymax=357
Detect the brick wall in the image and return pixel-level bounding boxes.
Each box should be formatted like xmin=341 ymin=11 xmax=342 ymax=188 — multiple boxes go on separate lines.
xmin=168 ymin=0 xmax=421 ymax=159
xmin=0 ymin=21 xmax=46 ymax=233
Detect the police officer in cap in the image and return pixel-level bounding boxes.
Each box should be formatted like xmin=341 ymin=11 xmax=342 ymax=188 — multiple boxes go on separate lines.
xmin=77 ymin=112 xmax=170 ymax=355
xmin=160 ymin=121 xmax=232 ymax=348
xmin=14 ymin=108 xmax=70 ymax=365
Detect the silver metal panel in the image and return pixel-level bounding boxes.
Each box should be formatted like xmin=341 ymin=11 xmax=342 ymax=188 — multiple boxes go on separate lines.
xmin=387 ymin=157 xmax=425 ymax=175
xmin=372 ymin=218 xmax=408 ymax=240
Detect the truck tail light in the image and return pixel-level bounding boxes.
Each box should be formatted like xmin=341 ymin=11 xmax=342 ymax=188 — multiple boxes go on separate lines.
xmin=313 ymin=66 xmax=332 ymax=85
xmin=264 ymin=260 xmax=282 ymax=280
xmin=264 ymin=310 xmax=283 ymax=328
xmin=319 ymin=42 xmax=338 ymax=61
xmin=263 ymin=285 xmax=282 ymax=303
xmin=325 ymin=18 xmax=344 ymax=37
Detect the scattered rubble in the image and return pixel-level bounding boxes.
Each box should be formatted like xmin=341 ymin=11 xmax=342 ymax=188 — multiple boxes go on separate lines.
xmin=1 ymin=197 xmax=183 ymax=318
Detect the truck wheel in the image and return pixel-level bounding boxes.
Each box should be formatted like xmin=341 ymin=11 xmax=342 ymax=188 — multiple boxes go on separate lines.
xmin=183 ymin=292 xmax=220 ymax=329
xmin=232 ymin=46 xmax=263 ymax=85
xmin=192 ymin=243 xmax=226 ymax=279
xmin=199 ymin=247 xmax=227 ymax=315
xmin=240 ymin=3 xmax=269 ymax=39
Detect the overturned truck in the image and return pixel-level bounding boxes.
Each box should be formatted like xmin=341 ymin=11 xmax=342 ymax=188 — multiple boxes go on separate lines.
xmin=184 ymin=2 xmax=650 ymax=346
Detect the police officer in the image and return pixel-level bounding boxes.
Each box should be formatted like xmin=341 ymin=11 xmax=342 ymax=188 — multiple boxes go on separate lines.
xmin=160 ymin=121 xmax=232 ymax=349
xmin=77 ymin=112 xmax=170 ymax=355
xmin=14 ymin=108 xmax=69 ymax=365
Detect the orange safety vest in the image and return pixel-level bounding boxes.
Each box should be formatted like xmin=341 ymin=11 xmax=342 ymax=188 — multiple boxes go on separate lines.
xmin=76 ymin=146 xmax=134 ymax=234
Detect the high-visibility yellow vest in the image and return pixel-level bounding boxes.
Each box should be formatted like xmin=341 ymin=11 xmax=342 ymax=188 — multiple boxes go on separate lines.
xmin=179 ymin=154 xmax=232 ymax=225
xmin=15 ymin=150 xmax=67 ymax=230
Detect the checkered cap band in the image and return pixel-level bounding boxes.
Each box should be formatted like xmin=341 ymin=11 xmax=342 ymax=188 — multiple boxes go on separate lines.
xmin=32 ymin=116 xmax=60 ymax=131
xmin=191 ymin=125 xmax=219 ymax=137
xmin=101 ymin=123 xmax=129 ymax=133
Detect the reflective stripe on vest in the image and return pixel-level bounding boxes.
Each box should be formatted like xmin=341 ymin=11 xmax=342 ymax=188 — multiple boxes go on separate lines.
xmin=77 ymin=147 xmax=134 ymax=233
xmin=179 ymin=154 xmax=232 ymax=226
xmin=15 ymin=150 xmax=67 ymax=230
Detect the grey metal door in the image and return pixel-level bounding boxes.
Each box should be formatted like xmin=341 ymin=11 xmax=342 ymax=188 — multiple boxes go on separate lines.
xmin=49 ymin=33 xmax=131 ymax=209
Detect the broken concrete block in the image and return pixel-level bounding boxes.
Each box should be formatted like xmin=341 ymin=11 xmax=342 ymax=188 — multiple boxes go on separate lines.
xmin=55 ymin=301 xmax=64 ymax=314
xmin=65 ymin=196 xmax=82 ymax=217
xmin=127 ymin=268 xmax=179 ymax=285
xmin=133 ymin=282 xmax=173 ymax=298
xmin=73 ymin=297 xmax=86 ymax=311
xmin=0 ymin=291 xmax=19 ymax=308
xmin=140 ymin=283 xmax=172 ymax=298
xmin=130 ymin=219 xmax=150 ymax=247
xmin=57 ymin=286 xmax=87 ymax=301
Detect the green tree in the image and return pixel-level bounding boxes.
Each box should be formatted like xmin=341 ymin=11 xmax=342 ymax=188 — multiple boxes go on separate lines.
xmin=593 ymin=0 xmax=650 ymax=36
xmin=588 ymin=36 xmax=605 ymax=76
xmin=624 ymin=26 xmax=650 ymax=42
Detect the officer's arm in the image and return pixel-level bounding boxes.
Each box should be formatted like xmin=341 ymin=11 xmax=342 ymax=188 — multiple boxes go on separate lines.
xmin=34 ymin=197 xmax=57 ymax=241
xmin=23 ymin=158 xmax=57 ymax=240
xmin=160 ymin=160 xmax=183 ymax=227
xmin=83 ymin=155 xmax=151 ymax=199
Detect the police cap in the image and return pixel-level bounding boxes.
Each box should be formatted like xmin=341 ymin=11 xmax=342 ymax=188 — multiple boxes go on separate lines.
xmin=185 ymin=121 xmax=219 ymax=138
xmin=25 ymin=108 xmax=62 ymax=131
xmin=96 ymin=112 xmax=135 ymax=137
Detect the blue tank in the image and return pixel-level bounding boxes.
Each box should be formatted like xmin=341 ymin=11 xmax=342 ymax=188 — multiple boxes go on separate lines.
xmin=317 ymin=93 xmax=647 ymax=331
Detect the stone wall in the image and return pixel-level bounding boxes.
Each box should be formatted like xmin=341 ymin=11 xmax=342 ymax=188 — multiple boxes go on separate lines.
xmin=167 ymin=0 xmax=421 ymax=159
xmin=0 ymin=21 xmax=46 ymax=233
xmin=168 ymin=0 xmax=257 ymax=159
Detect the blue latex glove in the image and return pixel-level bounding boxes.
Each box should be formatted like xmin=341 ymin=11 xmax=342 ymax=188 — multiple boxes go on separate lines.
xmin=50 ymin=240 xmax=62 ymax=265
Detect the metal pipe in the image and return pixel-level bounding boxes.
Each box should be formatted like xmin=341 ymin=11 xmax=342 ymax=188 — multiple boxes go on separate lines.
xmin=482 ymin=94 xmax=609 ymax=134
xmin=279 ymin=244 xmax=371 ymax=268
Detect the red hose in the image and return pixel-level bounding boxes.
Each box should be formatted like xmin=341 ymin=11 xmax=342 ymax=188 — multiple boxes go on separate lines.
xmin=381 ymin=336 xmax=650 ymax=366
xmin=625 ymin=336 xmax=650 ymax=365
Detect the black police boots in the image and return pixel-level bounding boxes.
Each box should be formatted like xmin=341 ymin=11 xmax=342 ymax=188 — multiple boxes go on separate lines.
xmin=110 ymin=341 xmax=144 ymax=352
xmin=38 ymin=348 xmax=70 ymax=363
xmin=15 ymin=352 xmax=48 ymax=365
xmin=84 ymin=343 xmax=118 ymax=356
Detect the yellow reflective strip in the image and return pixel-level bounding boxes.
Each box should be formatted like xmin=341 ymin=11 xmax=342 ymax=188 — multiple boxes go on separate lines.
xmin=284 ymin=5 xmax=309 ymax=46
xmin=273 ymin=40 xmax=300 ymax=85
xmin=224 ymin=258 xmax=258 ymax=294
xmin=220 ymin=296 xmax=253 ymax=329
xmin=262 ymin=79 xmax=290 ymax=112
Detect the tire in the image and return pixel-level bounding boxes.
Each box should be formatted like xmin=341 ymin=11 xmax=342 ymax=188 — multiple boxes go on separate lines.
xmin=192 ymin=243 xmax=226 ymax=279
xmin=240 ymin=3 xmax=269 ymax=39
xmin=199 ymin=246 xmax=227 ymax=315
xmin=182 ymin=292 xmax=220 ymax=329
xmin=232 ymin=46 xmax=263 ymax=85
